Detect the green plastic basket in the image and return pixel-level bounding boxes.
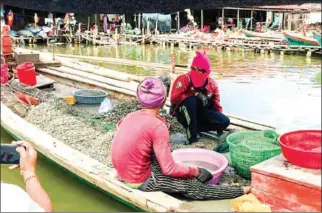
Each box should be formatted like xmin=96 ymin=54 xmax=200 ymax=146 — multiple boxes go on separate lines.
xmin=226 ymin=130 xmax=281 ymax=179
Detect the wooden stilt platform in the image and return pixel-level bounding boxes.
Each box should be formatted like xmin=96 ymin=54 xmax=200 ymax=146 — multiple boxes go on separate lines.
xmin=250 ymin=155 xmax=321 ymax=212
xmin=150 ymin=35 xmax=321 ymax=55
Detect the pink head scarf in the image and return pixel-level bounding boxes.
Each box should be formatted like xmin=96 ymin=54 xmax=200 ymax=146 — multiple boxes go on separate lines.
xmin=189 ymin=51 xmax=211 ymax=88
xmin=136 ymin=77 xmax=166 ymax=108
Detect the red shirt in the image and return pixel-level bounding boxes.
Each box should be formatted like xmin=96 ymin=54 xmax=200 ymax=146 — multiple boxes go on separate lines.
xmin=112 ymin=110 xmax=198 ymax=184
xmin=170 ymin=73 xmax=223 ymax=112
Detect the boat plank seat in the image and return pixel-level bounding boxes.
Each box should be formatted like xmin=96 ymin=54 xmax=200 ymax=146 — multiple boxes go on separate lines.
xmin=251 ymin=155 xmax=321 ymax=212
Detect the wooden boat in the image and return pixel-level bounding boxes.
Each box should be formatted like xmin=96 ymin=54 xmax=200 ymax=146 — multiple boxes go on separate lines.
xmin=283 ymin=31 xmax=320 ymax=46
xmin=242 ymin=29 xmax=284 ymax=40
xmin=313 ymin=31 xmax=321 ymax=46
xmin=1 ymin=55 xmax=275 ymax=212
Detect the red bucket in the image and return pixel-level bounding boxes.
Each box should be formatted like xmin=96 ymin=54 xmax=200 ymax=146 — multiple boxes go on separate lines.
xmin=0 ymin=57 xmax=9 ymax=85
xmin=279 ymin=130 xmax=321 ymax=169
xmin=16 ymin=62 xmax=37 ymax=86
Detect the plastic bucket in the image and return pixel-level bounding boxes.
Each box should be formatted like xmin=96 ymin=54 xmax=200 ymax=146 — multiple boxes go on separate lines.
xmin=172 ymin=148 xmax=228 ymax=184
xmin=16 ymin=62 xmax=37 ymax=86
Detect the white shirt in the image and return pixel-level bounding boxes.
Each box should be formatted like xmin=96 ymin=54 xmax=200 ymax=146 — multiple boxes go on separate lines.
xmin=1 ymin=182 xmax=44 ymax=212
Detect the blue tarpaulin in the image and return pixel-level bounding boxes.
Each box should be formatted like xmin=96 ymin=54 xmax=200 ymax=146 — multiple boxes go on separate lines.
xmin=3 ymin=0 xmax=321 ymax=14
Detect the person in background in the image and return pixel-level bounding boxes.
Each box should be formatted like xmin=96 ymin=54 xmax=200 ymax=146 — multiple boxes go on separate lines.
xmin=1 ymin=141 xmax=52 ymax=212
xmin=112 ymin=77 xmax=251 ymax=200
xmin=170 ymin=51 xmax=232 ymax=145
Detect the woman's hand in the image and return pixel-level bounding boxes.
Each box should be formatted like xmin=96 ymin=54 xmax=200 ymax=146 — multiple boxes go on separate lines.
xmin=9 ymin=141 xmax=37 ymax=177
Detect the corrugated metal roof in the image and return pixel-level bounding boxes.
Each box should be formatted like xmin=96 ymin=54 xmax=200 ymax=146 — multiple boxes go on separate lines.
xmin=3 ymin=0 xmax=322 ymax=14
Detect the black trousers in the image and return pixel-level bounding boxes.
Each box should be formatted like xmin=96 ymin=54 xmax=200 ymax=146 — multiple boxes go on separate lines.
xmin=139 ymin=155 xmax=244 ymax=200
xmin=175 ymin=96 xmax=230 ymax=143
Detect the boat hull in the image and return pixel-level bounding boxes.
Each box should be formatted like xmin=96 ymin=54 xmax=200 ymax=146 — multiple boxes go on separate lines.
xmin=242 ymin=30 xmax=283 ymax=40
xmin=313 ymin=32 xmax=321 ymax=45
xmin=283 ymin=32 xmax=319 ymax=46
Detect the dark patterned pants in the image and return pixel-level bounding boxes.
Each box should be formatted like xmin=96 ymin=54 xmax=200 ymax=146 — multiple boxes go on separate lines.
xmin=139 ymin=155 xmax=244 ymax=200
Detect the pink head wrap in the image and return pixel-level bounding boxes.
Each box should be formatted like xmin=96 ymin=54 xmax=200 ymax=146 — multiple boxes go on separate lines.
xmin=189 ymin=51 xmax=211 ymax=88
xmin=137 ymin=77 xmax=166 ymax=108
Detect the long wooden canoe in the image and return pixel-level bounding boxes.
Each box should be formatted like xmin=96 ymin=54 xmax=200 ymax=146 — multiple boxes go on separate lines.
xmin=242 ymin=29 xmax=284 ymax=40
xmin=283 ymin=31 xmax=320 ymax=47
xmin=1 ymin=60 xmax=274 ymax=212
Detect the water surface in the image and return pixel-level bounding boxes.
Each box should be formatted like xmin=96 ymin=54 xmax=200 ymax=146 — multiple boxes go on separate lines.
xmin=26 ymin=44 xmax=322 ymax=130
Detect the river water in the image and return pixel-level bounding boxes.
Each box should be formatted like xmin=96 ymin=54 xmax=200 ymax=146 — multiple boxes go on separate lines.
xmin=0 ymin=128 xmax=132 ymax=212
xmin=27 ymin=44 xmax=322 ymax=130
xmin=2 ymin=44 xmax=321 ymax=211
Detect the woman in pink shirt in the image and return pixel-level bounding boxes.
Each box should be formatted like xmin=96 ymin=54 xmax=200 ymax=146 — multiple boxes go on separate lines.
xmin=112 ymin=77 xmax=251 ymax=199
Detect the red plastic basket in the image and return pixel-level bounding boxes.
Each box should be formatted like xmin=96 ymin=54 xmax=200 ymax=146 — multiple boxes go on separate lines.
xmin=279 ymin=130 xmax=321 ymax=169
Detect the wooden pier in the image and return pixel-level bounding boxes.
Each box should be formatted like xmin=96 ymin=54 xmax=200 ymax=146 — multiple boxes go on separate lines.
xmin=149 ymin=35 xmax=321 ymax=56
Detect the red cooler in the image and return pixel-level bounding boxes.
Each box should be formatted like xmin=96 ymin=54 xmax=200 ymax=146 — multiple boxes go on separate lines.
xmin=0 ymin=57 xmax=9 ymax=85
xmin=16 ymin=62 xmax=37 ymax=86
xmin=1 ymin=36 xmax=12 ymax=54
xmin=1 ymin=25 xmax=10 ymax=37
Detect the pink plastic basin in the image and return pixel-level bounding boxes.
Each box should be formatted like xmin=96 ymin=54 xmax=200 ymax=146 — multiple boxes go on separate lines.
xmin=172 ymin=148 xmax=228 ymax=184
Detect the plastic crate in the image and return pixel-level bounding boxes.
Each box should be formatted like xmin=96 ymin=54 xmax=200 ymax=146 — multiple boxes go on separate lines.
xmin=227 ymin=130 xmax=281 ymax=179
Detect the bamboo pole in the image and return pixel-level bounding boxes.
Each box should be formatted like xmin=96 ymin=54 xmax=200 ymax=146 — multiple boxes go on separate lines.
xmin=42 ymin=66 xmax=138 ymax=91
xmin=55 ymin=57 xmax=135 ymax=82
xmin=37 ymin=68 xmax=137 ymax=97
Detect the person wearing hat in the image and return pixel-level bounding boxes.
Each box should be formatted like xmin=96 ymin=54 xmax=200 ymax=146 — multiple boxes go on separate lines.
xmin=111 ymin=77 xmax=251 ymax=200
xmin=170 ymin=51 xmax=231 ymax=145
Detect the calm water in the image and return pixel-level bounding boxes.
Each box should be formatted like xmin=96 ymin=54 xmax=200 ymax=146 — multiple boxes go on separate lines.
xmin=0 ymin=128 xmax=132 ymax=212
xmin=26 ymin=44 xmax=321 ymax=131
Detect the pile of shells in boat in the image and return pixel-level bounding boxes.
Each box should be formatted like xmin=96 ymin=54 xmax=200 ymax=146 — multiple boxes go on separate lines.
xmin=104 ymin=99 xmax=185 ymax=133
xmin=25 ymin=100 xmax=114 ymax=167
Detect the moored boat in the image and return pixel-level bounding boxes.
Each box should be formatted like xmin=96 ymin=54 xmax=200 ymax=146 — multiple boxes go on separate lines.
xmin=283 ymin=31 xmax=320 ymax=46
xmin=1 ymin=55 xmax=275 ymax=212
xmin=242 ymin=29 xmax=284 ymax=40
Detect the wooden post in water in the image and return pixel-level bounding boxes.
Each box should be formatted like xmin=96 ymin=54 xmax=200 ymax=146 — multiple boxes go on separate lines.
xmin=283 ymin=12 xmax=286 ymax=30
xmin=237 ymin=8 xmax=240 ymax=29
xmin=78 ymin=23 xmax=81 ymax=43
xmin=201 ymin=10 xmax=204 ymax=30
xmin=177 ymin=12 xmax=180 ymax=31
xmin=87 ymin=16 xmax=90 ymax=31
xmin=155 ymin=14 xmax=159 ymax=35
xmin=115 ymin=28 xmax=119 ymax=44
xmin=250 ymin=9 xmax=253 ymax=31
xmin=221 ymin=8 xmax=225 ymax=29
xmin=265 ymin=10 xmax=269 ymax=31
